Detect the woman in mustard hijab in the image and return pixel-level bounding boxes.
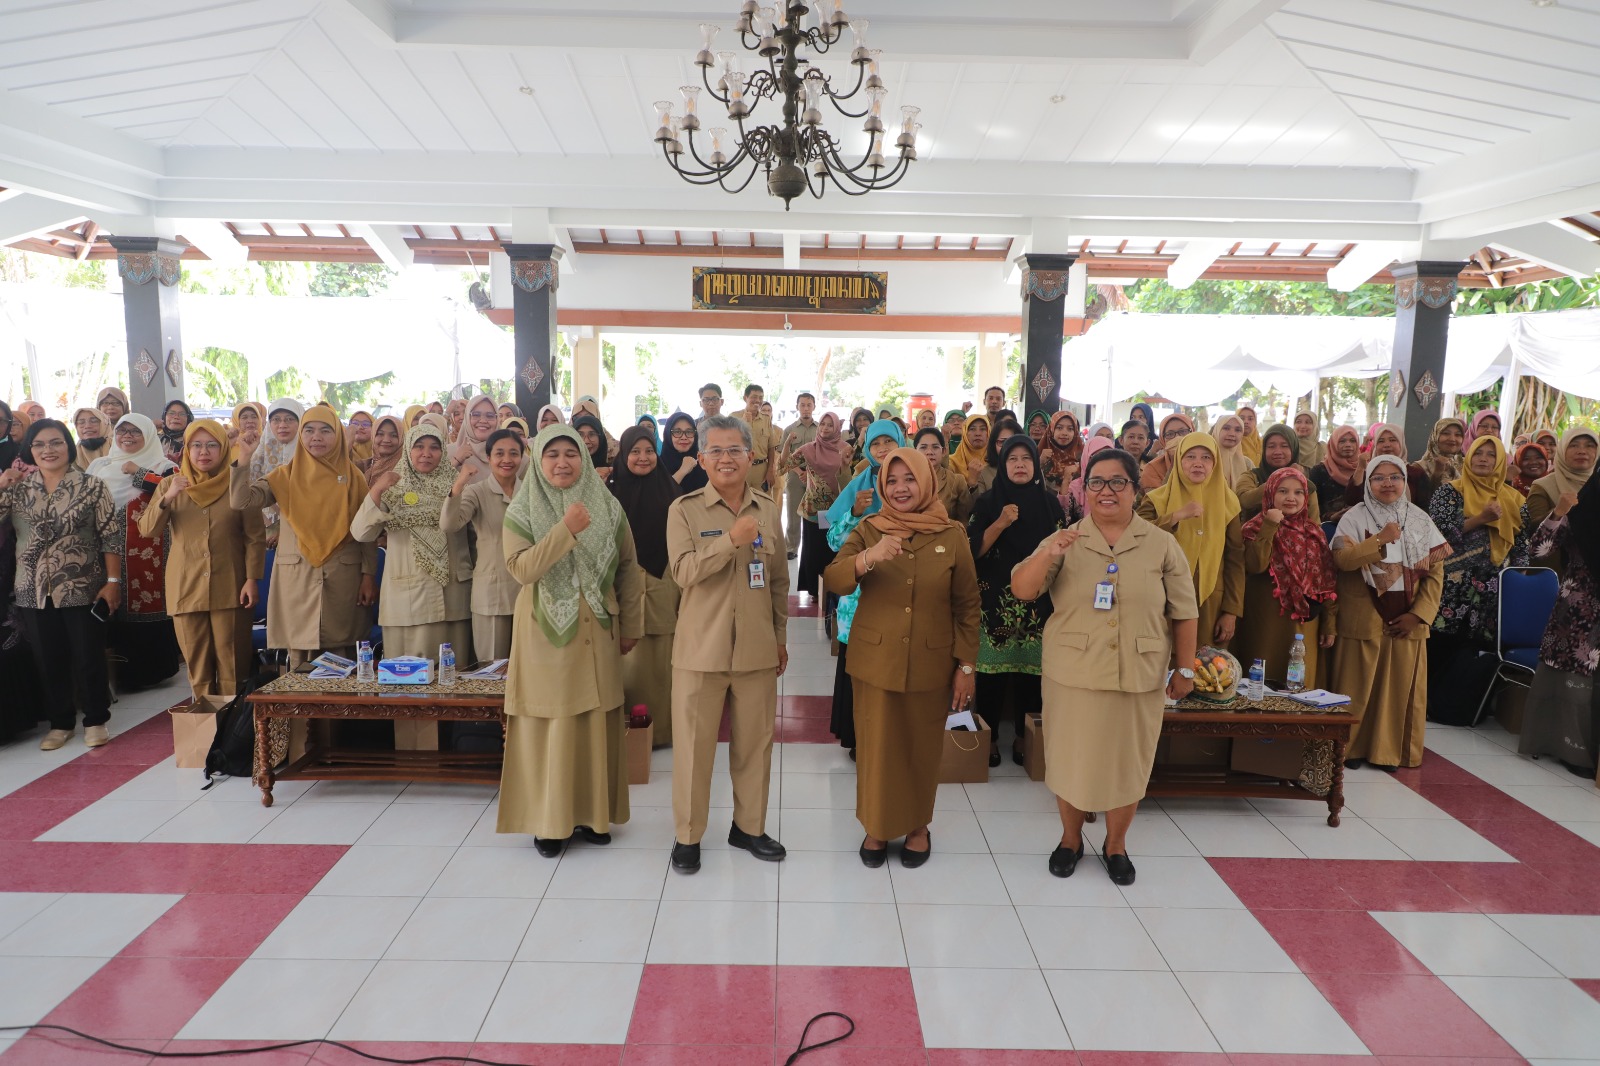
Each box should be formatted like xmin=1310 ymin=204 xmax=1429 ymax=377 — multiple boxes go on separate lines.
xmin=1138 ymin=432 xmax=1245 ymax=647
xmin=138 ymin=420 xmax=265 ymax=697
xmin=948 ymin=414 xmax=990 ymax=488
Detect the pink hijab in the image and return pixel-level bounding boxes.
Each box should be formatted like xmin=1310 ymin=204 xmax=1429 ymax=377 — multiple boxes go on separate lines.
xmin=1467 ymin=409 xmax=1502 ymax=443
xmin=1065 ymin=435 xmax=1116 ymax=511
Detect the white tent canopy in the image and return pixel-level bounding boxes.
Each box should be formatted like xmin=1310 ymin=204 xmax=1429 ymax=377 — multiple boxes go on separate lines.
xmin=0 ymin=284 xmax=513 ymax=395
xmin=1063 ymin=309 xmax=1600 ymax=408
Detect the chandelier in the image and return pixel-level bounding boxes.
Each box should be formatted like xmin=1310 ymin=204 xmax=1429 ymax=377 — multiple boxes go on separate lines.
xmin=652 ymin=1 xmax=920 ymax=210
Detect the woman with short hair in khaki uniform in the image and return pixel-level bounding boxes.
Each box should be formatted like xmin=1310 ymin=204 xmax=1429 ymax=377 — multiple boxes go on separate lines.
xmin=1014 ymin=448 xmax=1199 ymax=886
xmin=442 ymin=427 xmax=525 ymax=660
xmin=825 ymin=448 xmax=980 ymax=868
xmin=138 ymin=419 xmax=265 ymax=697
xmin=498 ymin=424 xmax=645 ymax=857
xmin=1138 ymin=432 xmax=1244 ymax=649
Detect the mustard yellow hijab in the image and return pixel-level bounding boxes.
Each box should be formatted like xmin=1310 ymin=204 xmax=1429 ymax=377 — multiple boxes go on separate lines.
xmin=178 ymin=419 xmax=234 ymax=509
xmin=263 ymin=404 xmax=369 ymax=567
xmin=1238 ymin=407 xmax=1263 ymax=464
xmin=1450 ymin=435 xmax=1523 ymax=565
xmin=1146 ymin=432 xmax=1242 ymax=603
xmin=949 ymin=414 xmax=989 ymax=485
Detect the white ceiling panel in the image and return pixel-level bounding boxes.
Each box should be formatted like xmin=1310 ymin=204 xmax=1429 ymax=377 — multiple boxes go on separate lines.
xmin=281 ymin=22 xmax=424 ymax=152
xmin=400 ymin=51 xmax=518 ymax=153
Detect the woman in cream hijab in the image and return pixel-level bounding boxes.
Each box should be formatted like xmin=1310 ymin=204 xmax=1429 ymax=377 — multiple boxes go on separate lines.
xmin=1138 ymin=432 xmax=1245 ymax=647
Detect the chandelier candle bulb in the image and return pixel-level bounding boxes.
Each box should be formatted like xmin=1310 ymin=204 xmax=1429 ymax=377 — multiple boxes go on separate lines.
xmin=679 ymin=86 xmax=701 ymax=130
xmin=696 ymin=23 xmax=719 ymax=66
xmin=652 ymin=101 xmax=675 ymax=143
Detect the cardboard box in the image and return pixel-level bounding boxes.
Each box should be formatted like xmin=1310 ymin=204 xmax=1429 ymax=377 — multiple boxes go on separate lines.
xmin=169 ymin=695 xmax=228 ymax=768
xmin=1230 ymin=737 xmax=1306 ymax=781
xmin=1159 ymin=736 xmax=1232 ymax=769
xmin=939 ymin=719 xmax=991 ymax=784
xmin=1493 ymin=683 xmax=1527 ymax=735
xmin=1023 ymin=712 xmax=1046 ymax=782
xmin=378 ymin=656 xmax=432 ymax=685
xmin=626 ymin=721 xmax=653 ymax=785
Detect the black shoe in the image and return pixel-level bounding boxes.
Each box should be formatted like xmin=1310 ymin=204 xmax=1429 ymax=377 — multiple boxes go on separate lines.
xmin=1343 ymin=758 xmax=1365 ymax=770
xmin=786 ymin=551 xmax=798 ymax=560
xmin=900 ymin=832 xmax=931 ymax=869
xmin=670 ymin=841 xmax=701 ymax=874
xmin=728 ymin=825 xmax=786 ymax=861
xmin=1105 ymin=852 xmax=1136 ymax=885
xmin=859 ymin=839 xmax=888 ymax=868
xmin=1012 ymin=745 xmax=1026 ymax=766
xmin=1370 ymin=763 xmax=1399 ymax=773
xmin=989 ymin=748 xmax=1002 ymax=768
xmin=533 ymin=837 xmax=564 ymax=858
xmin=1560 ymin=759 xmax=1596 ymax=778
xmin=572 ymin=825 xmax=612 ymax=846
xmin=1048 ymin=842 xmax=1084 ymax=878
xmin=849 ymin=747 xmax=856 ymax=763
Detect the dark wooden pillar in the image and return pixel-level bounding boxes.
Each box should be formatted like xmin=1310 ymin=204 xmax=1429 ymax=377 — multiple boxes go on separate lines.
xmin=502 ymin=243 xmax=562 ymax=415
xmin=1388 ymin=260 xmax=1463 ymax=461
xmin=1016 ymin=253 xmax=1078 ymax=415
xmin=108 ymin=236 xmax=187 ymax=420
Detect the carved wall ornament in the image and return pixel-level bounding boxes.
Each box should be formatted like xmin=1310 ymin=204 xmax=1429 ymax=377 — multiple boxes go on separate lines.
xmin=520 ymin=358 xmax=546 ymax=392
xmin=133 ymin=348 xmax=159 ymax=386
xmin=511 ymin=259 xmax=558 ymax=293
xmin=1395 ymin=275 xmax=1457 ymax=311
xmin=1030 ymin=363 xmax=1057 ymax=404
xmin=1413 ymin=370 xmax=1439 ymax=411
xmin=1390 ymin=369 xmax=1406 ymax=405
xmin=1022 ymin=269 xmax=1070 ymax=302
xmin=118 ymin=252 xmax=181 ymax=287
xmin=164 ymin=349 xmax=182 ymax=387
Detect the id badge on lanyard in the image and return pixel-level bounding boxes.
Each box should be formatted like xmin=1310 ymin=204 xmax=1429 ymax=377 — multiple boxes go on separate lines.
xmin=1094 ymin=562 xmax=1117 ymax=611
xmin=748 ymin=532 xmax=766 ymax=589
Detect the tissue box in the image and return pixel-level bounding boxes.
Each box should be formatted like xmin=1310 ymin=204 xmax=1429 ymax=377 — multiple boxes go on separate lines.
xmin=378 ymin=657 xmax=432 ymax=685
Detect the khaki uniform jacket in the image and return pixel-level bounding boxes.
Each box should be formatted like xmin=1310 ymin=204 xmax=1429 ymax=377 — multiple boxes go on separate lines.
xmin=667 ymin=484 xmax=788 ymax=672
xmin=1330 ymin=534 xmax=1444 ymax=641
xmin=351 ymin=495 xmax=472 ymax=628
xmin=1020 ymin=516 xmax=1200 ymax=693
xmin=824 ymin=522 xmax=980 ymax=692
xmin=138 ymin=477 xmax=266 ymax=615
xmin=641 ymin=569 xmax=681 ymax=637
xmin=1233 ymin=467 xmax=1322 ymax=525
xmin=1136 ymin=497 xmax=1247 ymax=619
xmin=502 ymin=519 xmax=645 ymax=718
xmin=229 ymin=465 xmax=377 ymax=650
xmin=733 ymin=410 xmax=783 ymax=487
xmin=1242 ymin=517 xmax=1340 ymax=637
xmin=441 ymin=477 xmax=519 ymax=616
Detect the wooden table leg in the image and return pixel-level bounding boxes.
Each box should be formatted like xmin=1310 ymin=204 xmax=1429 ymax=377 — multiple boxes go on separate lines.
xmin=254 ymin=706 xmax=275 ymax=807
xmin=1327 ymin=738 xmax=1346 ymax=827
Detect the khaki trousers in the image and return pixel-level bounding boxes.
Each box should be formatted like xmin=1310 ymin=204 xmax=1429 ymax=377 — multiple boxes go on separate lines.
xmin=784 ymin=472 xmax=804 ymax=550
xmin=671 ymin=668 xmax=777 ymax=844
xmin=173 ymin=608 xmax=253 ymax=697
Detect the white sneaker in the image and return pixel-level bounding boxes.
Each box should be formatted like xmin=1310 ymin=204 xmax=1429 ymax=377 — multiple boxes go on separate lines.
xmin=39 ymin=729 xmax=74 ymax=751
xmin=84 ymin=725 xmax=110 ymax=748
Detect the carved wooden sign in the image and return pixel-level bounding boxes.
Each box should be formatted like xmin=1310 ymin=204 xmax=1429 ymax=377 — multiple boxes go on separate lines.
xmin=692 ymin=267 xmax=887 ymax=314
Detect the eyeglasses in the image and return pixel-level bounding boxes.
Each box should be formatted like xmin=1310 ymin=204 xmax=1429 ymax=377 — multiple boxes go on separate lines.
xmin=1369 ymin=474 xmax=1406 ymax=485
xmin=703 ymin=447 xmax=748 ymax=460
xmin=348 ymin=419 xmax=372 ymax=429
xmin=188 ymin=441 xmax=223 ymax=453
xmin=1086 ymin=477 xmax=1133 ymax=492
xmin=670 ymin=429 xmax=696 ymax=439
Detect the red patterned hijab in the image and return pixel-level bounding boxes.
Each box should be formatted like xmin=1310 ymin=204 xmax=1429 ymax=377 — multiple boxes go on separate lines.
xmin=1240 ymin=466 xmax=1337 ymax=622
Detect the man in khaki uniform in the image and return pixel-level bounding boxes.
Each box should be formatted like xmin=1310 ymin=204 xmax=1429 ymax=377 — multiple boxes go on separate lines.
xmin=732 ymin=383 xmax=783 ymax=493
xmin=665 ymin=415 xmax=789 ymax=873
xmin=779 ymin=392 xmax=817 ymax=559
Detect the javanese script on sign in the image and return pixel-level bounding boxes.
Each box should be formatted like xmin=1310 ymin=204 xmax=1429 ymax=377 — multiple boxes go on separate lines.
xmin=692 ymin=267 xmax=887 ymax=314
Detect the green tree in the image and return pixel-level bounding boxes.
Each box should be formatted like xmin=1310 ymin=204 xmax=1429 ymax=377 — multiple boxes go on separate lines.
xmin=877 ymin=374 xmax=911 ymax=415
xmin=308 ymin=262 xmax=395 ymax=298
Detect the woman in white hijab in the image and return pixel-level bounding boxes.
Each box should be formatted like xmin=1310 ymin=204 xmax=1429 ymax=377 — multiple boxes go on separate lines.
xmin=451 ymin=393 xmax=499 ymax=487
xmin=85 ymin=414 xmax=183 ymax=689
xmin=251 ymin=398 xmax=303 ymax=547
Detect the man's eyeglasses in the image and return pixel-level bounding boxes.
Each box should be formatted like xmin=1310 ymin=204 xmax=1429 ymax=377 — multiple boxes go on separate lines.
xmin=1086 ymin=477 xmax=1133 ymax=492
xmin=703 ymin=447 xmax=748 ymax=460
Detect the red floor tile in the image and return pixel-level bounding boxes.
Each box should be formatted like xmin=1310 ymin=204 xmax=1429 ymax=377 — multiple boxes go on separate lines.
xmin=623 ymin=1046 xmax=772 ymax=1065
xmin=472 ymin=1044 xmax=622 ymax=1066
xmin=0 ymin=843 xmax=206 ymax=894
xmin=775 ymin=718 xmax=835 ymax=744
xmin=927 ymin=1052 xmax=1078 ymax=1065
xmin=0 ymin=798 xmax=88 ymax=841
xmin=77 ymin=736 xmax=178 ymax=766
xmin=1574 ymin=978 xmax=1600 ymax=1004
xmin=1461 ymin=815 xmax=1600 ymax=866
xmin=1370 ymin=1058 xmax=1525 ymax=1065
xmin=1207 ymin=858 xmax=1359 ymax=911
xmin=159 ymin=1040 xmax=314 ymax=1066
xmin=771 ymin=1049 xmax=925 ymax=1065
xmin=628 ymin=965 xmax=776 ymax=1046
xmin=1404 ymin=783 xmax=1526 ymax=822
xmin=1520 ymin=861 xmax=1600 ymax=913
xmin=41 ymin=956 xmax=242 ymax=1040
xmin=1252 ymin=909 xmax=1429 ymax=975
xmin=186 ymin=844 xmax=346 ymax=896
xmin=1077 ymin=1055 xmax=1226 ymax=1065
xmin=2 ymin=761 xmax=148 ymax=804
xmin=1333 ymin=860 xmax=1474 ymax=914
xmin=119 ymin=893 xmax=304 ymax=958
xmin=307 ymin=1041 xmax=474 ymax=1065
xmin=0 ymin=1034 xmax=163 ymax=1065
xmin=1307 ymin=972 xmax=1519 ymax=1059
xmin=779 ymin=696 xmax=833 ymax=720
xmin=775 ymin=966 xmax=922 ymax=1050
xmin=1426 ymin=861 xmax=1587 ymax=914
xmin=789 ymin=602 xmax=821 ymax=618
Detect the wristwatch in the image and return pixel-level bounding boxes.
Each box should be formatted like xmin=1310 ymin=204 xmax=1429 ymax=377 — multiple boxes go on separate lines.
xmin=958 ymin=664 xmax=974 ymax=676
xmin=1176 ymin=667 xmax=1195 ymax=679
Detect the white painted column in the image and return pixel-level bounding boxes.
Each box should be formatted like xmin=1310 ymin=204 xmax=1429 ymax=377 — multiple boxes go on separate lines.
xmin=977 ymin=333 xmax=1006 ymax=405
xmin=573 ymin=330 xmax=602 ymax=407
xmin=944 ymin=343 xmax=966 ymax=409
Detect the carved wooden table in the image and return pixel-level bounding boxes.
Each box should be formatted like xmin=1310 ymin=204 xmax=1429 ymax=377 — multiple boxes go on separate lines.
xmin=248 ymin=673 xmax=505 ymax=807
xmin=1157 ymin=695 xmax=1355 ymax=827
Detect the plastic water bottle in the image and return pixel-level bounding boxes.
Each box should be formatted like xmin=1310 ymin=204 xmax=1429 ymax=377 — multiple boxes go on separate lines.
xmin=438 ymin=642 xmax=457 ymax=686
xmin=356 ymin=641 xmax=375 ymax=683
xmin=1247 ymin=658 xmax=1266 ymax=703
xmin=1285 ymin=635 xmax=1307 ymax=693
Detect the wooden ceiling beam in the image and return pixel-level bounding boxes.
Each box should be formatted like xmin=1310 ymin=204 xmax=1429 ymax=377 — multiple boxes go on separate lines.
xmin=75 ymin=221 xmax=99 ymax=261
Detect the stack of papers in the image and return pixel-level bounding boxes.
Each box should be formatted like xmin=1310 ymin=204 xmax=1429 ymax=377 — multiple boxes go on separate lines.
xmin=1276 ymin=688 xmax=1351 ymax=708
xmin=461 ymin=659 xmax=509 ymax=680
xmin=308 ymin=652 xmax=356 ymax=680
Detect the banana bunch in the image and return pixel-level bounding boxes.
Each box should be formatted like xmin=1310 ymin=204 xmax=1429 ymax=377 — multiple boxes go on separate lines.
xmin=1191 ymin=654 xmax=1235 ymax=694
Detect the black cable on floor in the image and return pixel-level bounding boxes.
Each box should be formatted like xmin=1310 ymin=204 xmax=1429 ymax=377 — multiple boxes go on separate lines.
xmin=2 ymin=1013 xmax=857 ymax=1064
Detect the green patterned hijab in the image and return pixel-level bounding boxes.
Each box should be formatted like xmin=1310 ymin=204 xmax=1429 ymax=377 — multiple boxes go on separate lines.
xmin=380 ymin=423 xmax=457 ymax=586
xmin=504 ymin=424 xmax=625 ymax=646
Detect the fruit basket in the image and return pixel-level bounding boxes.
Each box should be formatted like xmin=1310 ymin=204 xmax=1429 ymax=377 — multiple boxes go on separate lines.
xmin=1188 ymin=646 xmax=1240 ymax=703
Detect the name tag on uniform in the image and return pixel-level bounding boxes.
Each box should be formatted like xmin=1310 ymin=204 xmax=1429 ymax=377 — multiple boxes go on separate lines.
xmin=748 ymin=560 xmax=766 ymax=589
xmin=1093 ymin=582 xmax=1115 ymax=610
xmin=699 ymin=529 xmax=723 ymax=538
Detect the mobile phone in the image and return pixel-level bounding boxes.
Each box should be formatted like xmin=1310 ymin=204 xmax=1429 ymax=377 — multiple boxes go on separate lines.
xmin=89 ymin=599 xmax=111 ymax=623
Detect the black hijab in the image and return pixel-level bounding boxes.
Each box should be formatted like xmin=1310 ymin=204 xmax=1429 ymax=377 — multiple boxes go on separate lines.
xmin=608 ymin=425 xmax=679 ymax=579
xmin=662 ymin=412 xmax=707 ymax=493
xmin=985 ymin=418 xmax=1024 ymax=469
xmin=0 ymin=402 xmax=18 ymax=471
xmin=1569 ymin=466 xmax=1600 ymax=574
xmin=159 ymin=400 xmax=193 ymax=451
xmin=571 ymin=413 xmax=609 ymax=469
xmin=967 ymin=435 xmax=1063 ymax=636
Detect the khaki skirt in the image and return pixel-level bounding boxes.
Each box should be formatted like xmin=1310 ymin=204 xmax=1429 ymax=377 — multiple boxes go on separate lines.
xmin=1041 ymin=678 xmax=1165 ymax=811
xmin=853 ymin=681 xmax=948 ymax=841
xmin=498 ymin=706 xmax=629 ymax=839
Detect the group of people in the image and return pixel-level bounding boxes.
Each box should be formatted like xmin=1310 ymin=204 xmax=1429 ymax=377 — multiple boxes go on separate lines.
xmin=4 ymin=382 xmax=1598 ymax=887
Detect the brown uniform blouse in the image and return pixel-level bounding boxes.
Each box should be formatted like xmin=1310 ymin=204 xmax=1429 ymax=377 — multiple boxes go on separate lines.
xmin=137 ymin=477 xmax=266 ymax=614
xmin=502 ymin=520 xmax=645 ymax=719
xmin=666 ymin=484 xmax=788 ymax=672
xmin=1020 ymin=516 xmax=1199 ymax=693
xmin=824 ymin=522 xmax=981 ymax=692
xmin=1330 ymin=534 xmax=1444 ymax=641
xmin=350 ymin=495 xmax=471 ymax=628
xmin=440 ymin=477 xmax=519 ymax=617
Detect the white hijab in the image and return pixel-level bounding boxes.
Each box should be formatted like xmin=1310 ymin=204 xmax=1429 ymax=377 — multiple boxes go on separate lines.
xmin=85 ymin=413 xmax=174 ymax=508
xmin=1332 ymin=454 xmax=1450 ymax=595
xmin=251 ymin=398 xmax=302 ymax=482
